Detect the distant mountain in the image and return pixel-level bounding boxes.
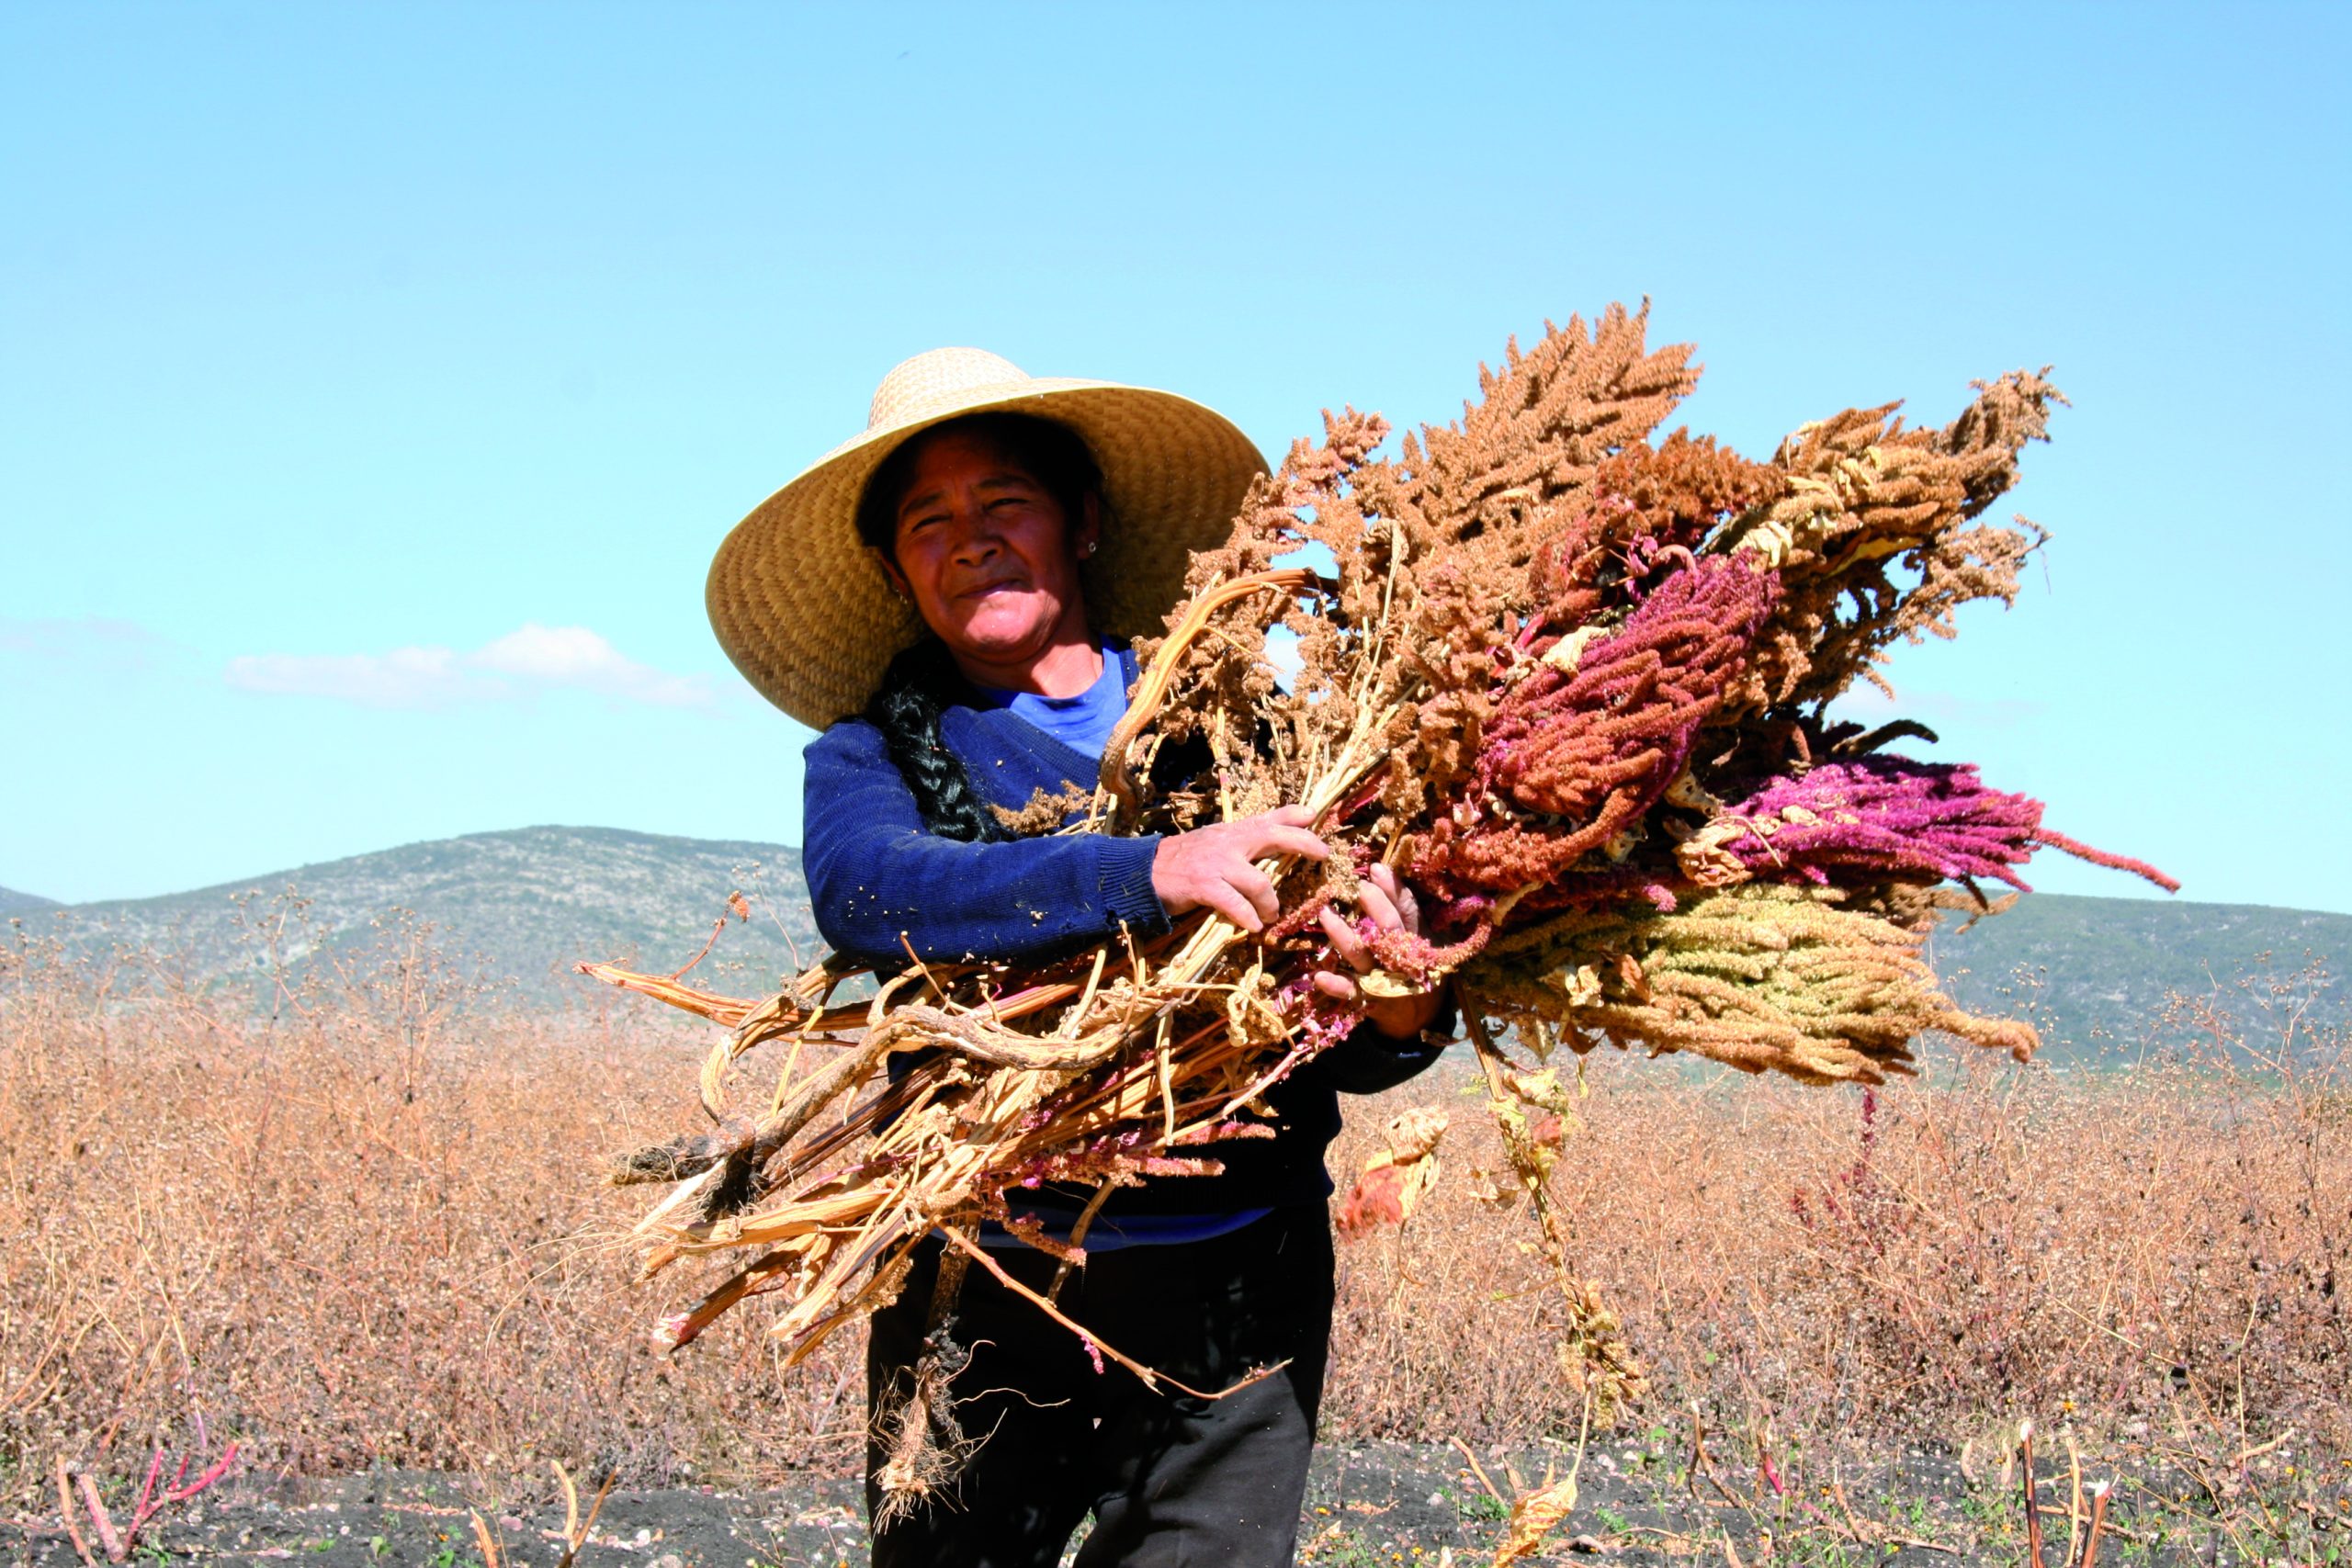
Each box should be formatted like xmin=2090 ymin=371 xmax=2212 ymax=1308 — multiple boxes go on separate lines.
xmin=22 ymin=831 xmax=2346 ymax=1046
xmin=1931 ymin=893 xmax=2349 ymax=1058
xmin=28 ymin=826 xmax=818 ymax=1005
xmin=1 ymin=885 xmax=63 ymax=918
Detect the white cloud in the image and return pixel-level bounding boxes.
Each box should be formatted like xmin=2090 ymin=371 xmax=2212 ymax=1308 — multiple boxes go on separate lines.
xmin=225 ymin=645 xmax=506 ymax=707
xmin=1828 ymin=681 xmax=2041 ymax=730
xmin=0 ymin=615 xmax=175 ymax=669
xmin=471 ymin=624 xmax=708 ymax=707
xmin=225 ymin=623 xmax=714 ymax=710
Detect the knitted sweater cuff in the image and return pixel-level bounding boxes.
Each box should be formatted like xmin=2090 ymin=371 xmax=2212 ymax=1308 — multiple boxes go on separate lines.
xmin=1097 ymin=834 xmax=1169 ymax=936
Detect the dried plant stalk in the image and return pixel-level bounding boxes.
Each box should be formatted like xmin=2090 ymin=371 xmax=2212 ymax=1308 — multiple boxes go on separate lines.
xmin=591 ymin=308 xmax=2171 ymax=1523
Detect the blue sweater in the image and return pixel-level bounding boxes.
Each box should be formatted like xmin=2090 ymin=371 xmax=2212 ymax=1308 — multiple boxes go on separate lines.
xmin=800 ymin=646 xmax=1450 ymax=1218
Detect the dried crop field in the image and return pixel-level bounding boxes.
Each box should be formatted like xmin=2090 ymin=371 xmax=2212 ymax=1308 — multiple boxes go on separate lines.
xmin=3 ymin=923 xmax=2345 ymax=1517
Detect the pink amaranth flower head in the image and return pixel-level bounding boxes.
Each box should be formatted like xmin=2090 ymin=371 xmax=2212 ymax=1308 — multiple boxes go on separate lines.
xmin=1683 ymin=754 xmax=2177 ymax=895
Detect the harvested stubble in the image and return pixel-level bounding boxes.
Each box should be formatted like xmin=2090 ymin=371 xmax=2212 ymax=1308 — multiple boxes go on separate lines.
xmin=0 ymin=919 xmax=867 ymax=1503
xmin=1324 ymin=990 xmax=2352 ymax=1458
xmin=5 ymin=922 xmax=2344 ymax=1511
xmin=587 ymin=304 xmax=2177 ymax=1519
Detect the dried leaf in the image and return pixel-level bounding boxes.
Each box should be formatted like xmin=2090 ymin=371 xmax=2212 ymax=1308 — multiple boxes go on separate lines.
xmin=1493 ymin=1471 xmax=1579 ymax=1567
xmin=1335 ymin=1107 xmax=1449 ymax=1237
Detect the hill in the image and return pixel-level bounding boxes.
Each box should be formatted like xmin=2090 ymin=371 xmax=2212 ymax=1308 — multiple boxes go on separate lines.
xmin=17 ymin=831 xmax=2346 ymax=1047
xmin=23 ymin=826 xmax=817 ymax=1005
xmin=1931 ymin=892 xmax=2349 ymax=1057
xmin=0 ymin=886 xmax=62 ymax=919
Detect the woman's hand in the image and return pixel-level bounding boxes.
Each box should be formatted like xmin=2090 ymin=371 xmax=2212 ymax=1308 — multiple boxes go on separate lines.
xmin=1150 ymin=806 xmax=1330 ymax=932
xmin=1314 ymin=863 xmax=1443 ymax=1040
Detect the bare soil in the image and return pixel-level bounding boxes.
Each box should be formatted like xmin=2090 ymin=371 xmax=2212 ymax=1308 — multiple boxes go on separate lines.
xmin=11 ymin=1438 xmax=2349 ymax=1566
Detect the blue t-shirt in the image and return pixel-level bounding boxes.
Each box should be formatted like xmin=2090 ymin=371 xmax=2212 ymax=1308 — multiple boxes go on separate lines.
xmin=973 ymin=642 xmax=1128 ymax=761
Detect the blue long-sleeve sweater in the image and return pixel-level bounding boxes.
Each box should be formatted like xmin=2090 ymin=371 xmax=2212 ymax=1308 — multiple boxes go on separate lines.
xmin=801 ymin=645 xmax=1451 ymax=1220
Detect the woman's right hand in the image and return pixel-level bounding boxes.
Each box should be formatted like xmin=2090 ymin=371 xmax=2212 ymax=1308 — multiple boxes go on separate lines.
xmin=1151 ymin=805 xmax=1330 ymax=931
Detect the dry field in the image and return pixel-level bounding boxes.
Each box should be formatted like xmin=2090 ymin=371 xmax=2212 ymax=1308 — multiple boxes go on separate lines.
xmin=4 ymin=911 xmax=2346 ymax=1534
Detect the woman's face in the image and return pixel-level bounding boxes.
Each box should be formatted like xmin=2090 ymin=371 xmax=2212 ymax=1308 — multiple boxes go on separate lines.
xmin=876 ymin=428 xmax=1099 ymax=678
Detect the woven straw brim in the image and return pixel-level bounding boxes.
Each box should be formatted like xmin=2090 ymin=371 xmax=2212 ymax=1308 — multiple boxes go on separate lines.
xmin=708 ymin=378 xmax=1266 ymax=729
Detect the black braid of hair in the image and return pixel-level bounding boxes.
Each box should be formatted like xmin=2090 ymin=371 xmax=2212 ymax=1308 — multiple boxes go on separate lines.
xmin=854 ymin=413 xmax=1105 ymax=844
xmin=864 ymin=638 xmax=1012 ymax=844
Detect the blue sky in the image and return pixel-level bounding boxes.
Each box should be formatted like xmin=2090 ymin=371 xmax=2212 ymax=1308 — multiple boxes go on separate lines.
xmin=4 ymin=3 xmax=2346 ymax=913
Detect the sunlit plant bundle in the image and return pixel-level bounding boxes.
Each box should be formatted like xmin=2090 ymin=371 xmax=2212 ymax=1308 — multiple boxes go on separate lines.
xmin=584 ymin=303 xmax=2173 ymax=1485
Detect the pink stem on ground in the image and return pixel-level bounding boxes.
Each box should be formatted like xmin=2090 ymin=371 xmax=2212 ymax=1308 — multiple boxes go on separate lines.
xmin=2077 ymin=1480 xmax=2110 ymax=1568
xmin=54 ymin=1461 xmax=96 ymax=1568
xmin=164 ymin=1442 xmax=238 ymax=1504
xmin=74 ymin=1472 xmax=123 ymax=1563
xmin=2020 ymin=1422 xmax=2046 ymax=1568
xmin=131 ymin=1452 xmax=163 ymax=1530
xmin=114 ymin=1441 xmax=241 ymax=1554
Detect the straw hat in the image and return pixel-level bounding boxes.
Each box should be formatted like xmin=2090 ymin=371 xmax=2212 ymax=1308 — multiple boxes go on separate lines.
xmin=708 ymin=347 xmax=1267 ymax=729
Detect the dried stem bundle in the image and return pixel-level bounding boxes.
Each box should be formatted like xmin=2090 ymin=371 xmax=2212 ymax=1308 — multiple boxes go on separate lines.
xmin=588 ymin=305 xmax=2171 ymax=1519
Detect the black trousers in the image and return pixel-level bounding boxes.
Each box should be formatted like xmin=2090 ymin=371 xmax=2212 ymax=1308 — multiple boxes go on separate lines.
xmin=865 ymin=1205 xmax=1334 ymax=1568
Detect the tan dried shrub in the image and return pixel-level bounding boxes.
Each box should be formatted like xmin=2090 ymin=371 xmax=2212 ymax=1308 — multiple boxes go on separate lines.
xmin=6 ymin=916 xmax=2340 ymax=1506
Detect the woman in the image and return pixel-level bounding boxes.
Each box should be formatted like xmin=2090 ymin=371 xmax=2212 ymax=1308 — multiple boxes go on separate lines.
xmin=707 ymin=348 xmax=1452 ymax=1567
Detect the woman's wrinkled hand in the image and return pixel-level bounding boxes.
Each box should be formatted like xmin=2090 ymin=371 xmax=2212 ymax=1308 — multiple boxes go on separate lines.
xmin=1314 ymin=862 xmax=1443 ymax=1040
xmin=1150 ymin=805 xmax=1330 ymax=932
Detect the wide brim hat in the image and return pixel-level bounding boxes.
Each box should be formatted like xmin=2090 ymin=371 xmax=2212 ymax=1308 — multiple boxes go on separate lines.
xmin=708 ymin=347 xmax=1267 ymax=729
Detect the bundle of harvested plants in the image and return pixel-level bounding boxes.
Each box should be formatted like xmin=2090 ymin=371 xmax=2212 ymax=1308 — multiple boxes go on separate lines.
xmin=584 ymin=303 xmax=2172 ymax=1497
